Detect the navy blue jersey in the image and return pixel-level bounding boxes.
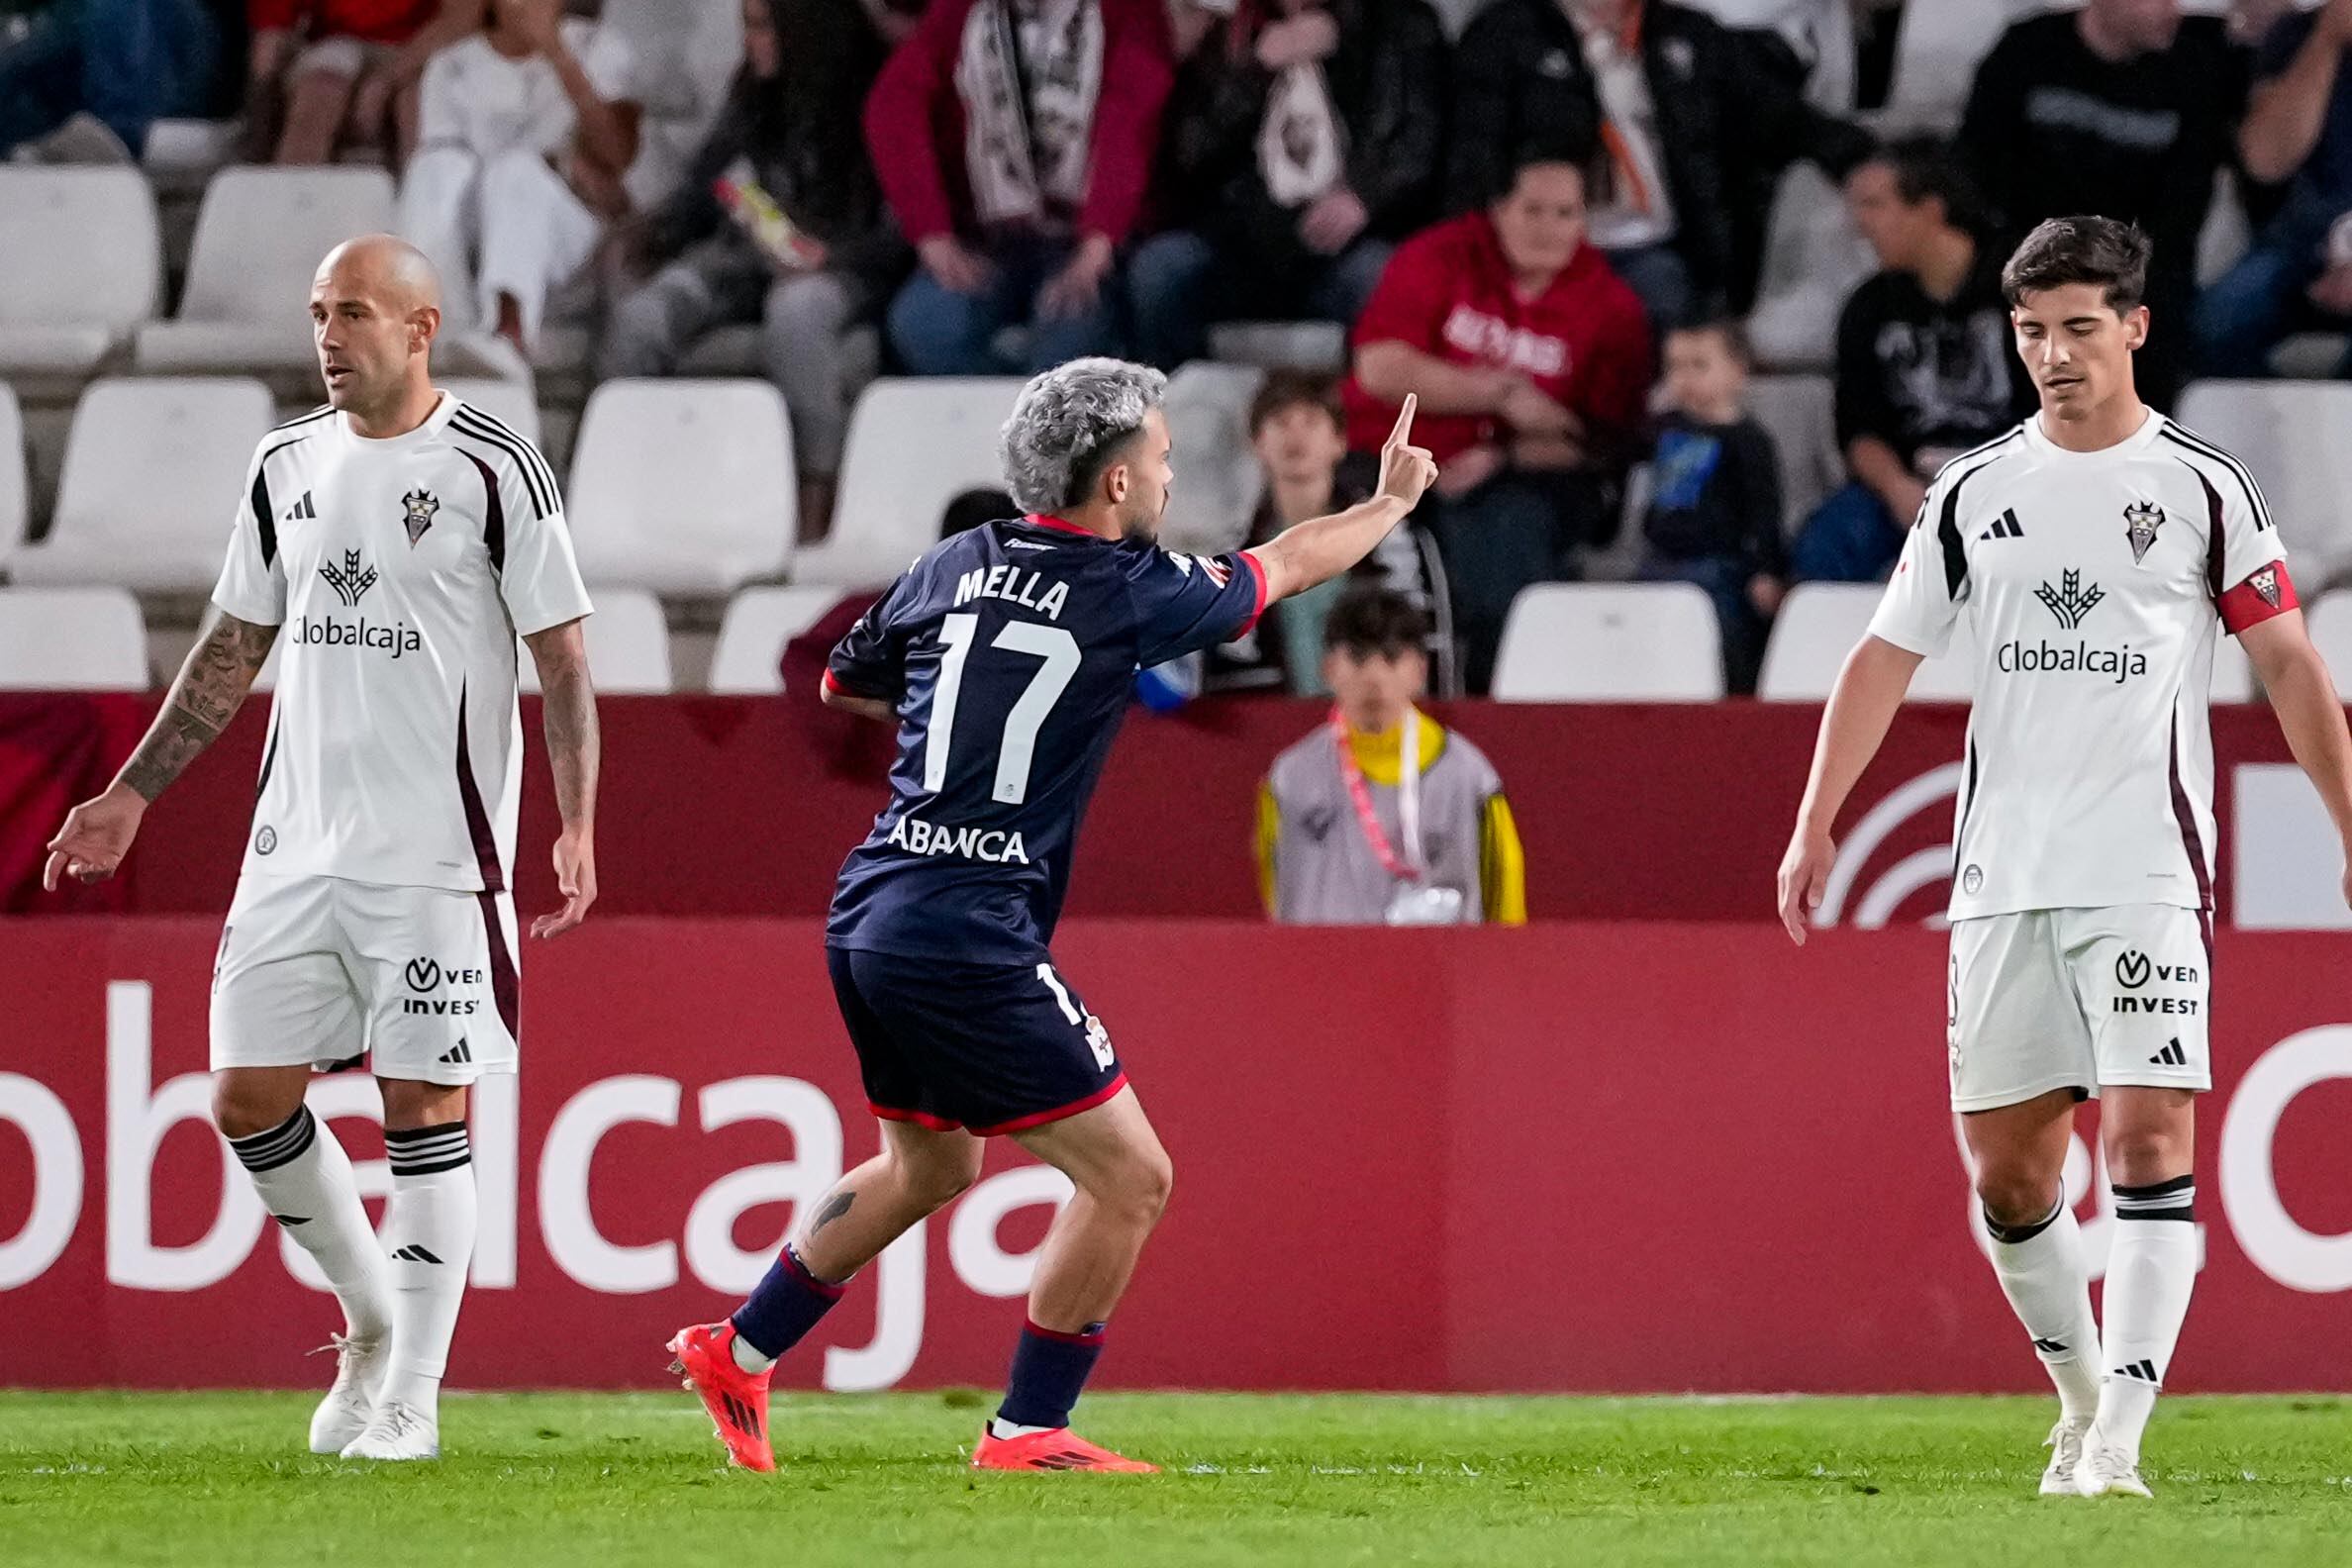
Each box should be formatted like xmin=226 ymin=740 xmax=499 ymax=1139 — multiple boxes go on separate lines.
xmin=825 ymin=514 xmax=1268 ymax=962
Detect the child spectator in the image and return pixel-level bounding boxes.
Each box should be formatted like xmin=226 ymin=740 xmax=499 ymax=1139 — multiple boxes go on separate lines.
xmin=1636 ymin=319 xmax=1786 ymax=696
xmin=246 ymin=0 xmax=483 ymax=167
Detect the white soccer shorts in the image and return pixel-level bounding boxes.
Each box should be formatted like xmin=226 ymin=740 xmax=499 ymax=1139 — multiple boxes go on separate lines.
xmin=1945 ymin=904 xmax=2211 ymax=1113
xmin=211 ymin=874 xmax=520 ymax=1085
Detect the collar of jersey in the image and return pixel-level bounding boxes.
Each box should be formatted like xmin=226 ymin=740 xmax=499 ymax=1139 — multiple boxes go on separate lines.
xmin=2022 ymin=407 xmax=2164 ymax=462
xmin=339 ymin=390 xmax=457 ymax=447
xmin=1018 ymin=513 xmax=1111 ymax=540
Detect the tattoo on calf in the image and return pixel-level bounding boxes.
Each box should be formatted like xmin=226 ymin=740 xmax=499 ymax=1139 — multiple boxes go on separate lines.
xmin=811 ymin=1192 xmax=855 ymax=1233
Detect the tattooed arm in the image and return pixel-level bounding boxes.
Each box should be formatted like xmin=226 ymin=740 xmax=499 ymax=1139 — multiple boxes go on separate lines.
xmin=45 ymin=610 xmax=277 ymax=890
xmin=524 ymin=616 xmax=600 ymax=938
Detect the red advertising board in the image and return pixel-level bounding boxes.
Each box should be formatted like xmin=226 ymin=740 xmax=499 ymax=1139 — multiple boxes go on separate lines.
xmin=5 ymin=919 xmax=2348 ymax=1393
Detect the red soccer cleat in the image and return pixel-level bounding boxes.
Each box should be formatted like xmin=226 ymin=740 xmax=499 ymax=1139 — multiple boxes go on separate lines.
xmin=971 ymin=1425 xmax=1158 ymax=1473
xmin=667 ymin=1322 xmax=775 ymax=1473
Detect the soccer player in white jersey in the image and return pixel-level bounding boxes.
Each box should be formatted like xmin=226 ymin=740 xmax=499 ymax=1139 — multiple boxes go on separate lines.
xmin=45 ymin=235 xmax=599 ymax=1462
xmin=1778 ymin=217 xmax=2352 ymax=1499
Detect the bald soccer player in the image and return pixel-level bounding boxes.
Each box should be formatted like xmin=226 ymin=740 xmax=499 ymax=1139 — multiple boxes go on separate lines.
xmin=47 ymin=235 xmax=600 ymax=1461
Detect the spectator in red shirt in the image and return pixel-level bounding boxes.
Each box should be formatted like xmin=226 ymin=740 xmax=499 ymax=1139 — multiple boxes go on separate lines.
xmin=1344 ymin=146 xmax=1652 ymax=692
xmin=247 ymin=0 xmax=481 ymax=166
xmin=864 ymin=0 xmax=1174 ymax=375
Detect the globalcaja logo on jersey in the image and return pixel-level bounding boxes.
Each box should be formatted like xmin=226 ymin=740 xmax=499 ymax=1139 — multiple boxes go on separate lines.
xmin=402 ymin=487 xmax=439 ymax=548
xmin=296 ymin=547 xmax=421 ymax=659
xmin=2124 ymin=501 xmax=2166 ymax=565
xmin=403 ymin=955 xmax=485 ymax=1017
xmin=1998 ymin=569 xmax=2147 ymax=685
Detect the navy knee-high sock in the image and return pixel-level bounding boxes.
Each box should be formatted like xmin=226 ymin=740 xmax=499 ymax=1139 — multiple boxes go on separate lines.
xmin=995 ymin=1320 xmax=1107 ymax=1430
xmin=731 ymin=1244 xmax=844 ymax=1361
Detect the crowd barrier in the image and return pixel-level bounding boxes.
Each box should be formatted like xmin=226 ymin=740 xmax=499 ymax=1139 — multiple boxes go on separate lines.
xmin=6 ymin=695 xmax=2342 ymax=927
xmin=6 ymin=920 xmax=2348 ymax=1392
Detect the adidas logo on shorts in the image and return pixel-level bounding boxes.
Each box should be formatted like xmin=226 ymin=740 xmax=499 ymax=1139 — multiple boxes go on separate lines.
xmin=2148 ymin=1037 xmax=2190 ymax=1067
xmin=438 ymin=1037 xmax=473 ymax=1065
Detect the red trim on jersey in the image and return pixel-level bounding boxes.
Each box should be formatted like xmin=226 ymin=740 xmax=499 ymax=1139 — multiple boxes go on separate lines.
xmin=2165 ymin=713 xmax=2215 ymax=914
xmin=969 ymin=1073 xmax=1130 ymax=1137
xmin=822 ymin=668 xmax=890 ymax=702
xmin=474 ymin=891 xmax=520 ymax=1043
xmin=1023 ymin=1318 xmax=1108 ymax=1345
xmin=2219 ymin=558 xmax=2298 ymax=635
xmin=870 ymin=1103 xmax=961 ymax=1132
xmin=1023 ymin=513 xmax=1100 ymax=539
xmin=1234 ymin=551 xmax=1270 ymax=637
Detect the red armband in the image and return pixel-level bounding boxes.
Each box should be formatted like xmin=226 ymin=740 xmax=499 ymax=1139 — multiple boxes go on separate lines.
xmin=2219 ymin=559 xmax=2298 ymax=635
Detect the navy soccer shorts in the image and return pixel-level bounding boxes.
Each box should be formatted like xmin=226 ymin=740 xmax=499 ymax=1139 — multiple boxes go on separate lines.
xmin=826 ymin=946 xmax=1127 ymax=1135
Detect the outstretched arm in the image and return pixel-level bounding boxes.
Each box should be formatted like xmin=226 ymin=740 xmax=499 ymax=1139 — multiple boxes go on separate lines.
xmin=45 ymin=609 xmax=277 ymax=889
xmin=525 ymin=618 xmax=600 ymax=937
xmin=1774 ymin=635 xmax=1923 ymax=943
xmin=2242 ymin=611 xmax=2352 ymax=906
xmin=1245 ymin=395 xmax=1437 ymax=605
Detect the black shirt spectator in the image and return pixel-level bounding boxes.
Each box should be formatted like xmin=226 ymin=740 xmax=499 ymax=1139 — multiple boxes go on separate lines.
xmin=1446 ymin=0 xmax=1870 ymax=327
xmin=1960 ymin=3 xmax=2250 ymax=405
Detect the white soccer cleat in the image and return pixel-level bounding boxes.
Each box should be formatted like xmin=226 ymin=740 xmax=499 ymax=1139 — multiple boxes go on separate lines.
xmin=340 ymin=1398 xmax=441 ymax=1461
xmin=2077 ymin=1434 xmax=2153 ymax=1499
xmin=2039 ymin=1417 xmax=2092 ymax=1497
xmin=308 ymin=1332 xmax=390 ymax=1455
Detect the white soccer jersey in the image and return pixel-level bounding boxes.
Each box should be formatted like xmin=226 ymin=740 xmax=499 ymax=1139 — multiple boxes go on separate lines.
xmin=1869 ymin=411 xmax=2297 ymax=921
xmin=212 ymin=393 xmax=593 ymax=893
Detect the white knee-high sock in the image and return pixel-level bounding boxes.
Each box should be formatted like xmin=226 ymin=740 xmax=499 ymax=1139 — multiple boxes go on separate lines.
xmin=2098 ymin=1175 xmax=2200 ymax=1463
xmin=1984 ymin=1198 xmax=2104 ymax=1421
xmin=380 ymin=1122 xmax=479 ymax=1422
xmin=228 ymin=1107 xmax=392 ymax=1343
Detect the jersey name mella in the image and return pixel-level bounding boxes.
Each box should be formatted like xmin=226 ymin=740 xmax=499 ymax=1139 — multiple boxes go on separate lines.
xmin=953 ymin=562 xmax=1072 ymax=622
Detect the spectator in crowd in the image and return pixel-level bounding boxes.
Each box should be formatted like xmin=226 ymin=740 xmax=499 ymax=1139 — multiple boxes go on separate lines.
xmin=0 ymin=0 xmax=223 ymax=160
xmin=599 ymin=0 xmax=903 ymax=536
xmin=2199 ymin=0 xmax=2352 ymax=377
xmin=397 ymin=0 xmax=642 ymax=353
xmin=1959 ymin=0 xmax=2250 ymax=408
xmin=865 ymin=0 xmax=1174 ymax=375
xmin=1256 ymin=586 xmax=1524 ymax=927
xmin=1790 ymin=139 xmax=2032 ymax=584
xmin=1345 ymin=147 xmax=1653 ymax=695
xmin=1198 ymin=371 xmax=1427 ymax=696
xmin=246 ymin=0 xmax=484 ymax=166
xmin=1126 ymin=0 xmax=1447 ymax=369
xmin=1447 ymin=0 xmax=1870 ymax=329
xmin=1637 ymin=318 xmax=1785 ymax=696
xmin=1684 ymin=0 xmax=1854 ymax=110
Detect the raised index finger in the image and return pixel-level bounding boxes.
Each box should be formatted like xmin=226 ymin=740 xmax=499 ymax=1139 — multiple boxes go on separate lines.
xmin=1386 ymin=393 xmax=1417 ymax=448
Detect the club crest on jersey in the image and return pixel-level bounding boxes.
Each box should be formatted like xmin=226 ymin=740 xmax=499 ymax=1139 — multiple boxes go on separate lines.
xmin=401 ymin=487 xmax=440 ymax=547
xmin=2123 ymin=500 xmax=2165 ymax=565
xmin=319 ymin=548 xmax=378 ymax=607
xmin=2251 ymin=564 xmax=2283 ymax=609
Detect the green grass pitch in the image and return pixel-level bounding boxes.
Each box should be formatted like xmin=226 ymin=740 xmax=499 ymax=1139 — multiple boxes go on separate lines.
xmin=3 ymin=1390 xmax=2348 ymax=1565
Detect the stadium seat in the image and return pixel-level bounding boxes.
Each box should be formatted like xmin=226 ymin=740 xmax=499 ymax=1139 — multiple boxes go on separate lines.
xmin=1757 ymin=582 xmax=1976 ymax=702
xmin=600 ymin=0 xmax=743 ymax=211
xmin=0 ymin=166 xmax=162 ymax=377
xmin=2305 ymin=590 xmax=2352 ymax=676
xmin=1159 ymin=361 xmax=1266 ymax=556
xmin=0 ymin=586 xmax=149 ymax=689
xmin=11 ymin=377 xmax=275 ymax=592
xmin=440 ymin=377 xmax=542 ymax=446
xmin=1745 ymin=375 xmax=1840 ymax=535
xmin=1206 ymin=321 xmax=1349 ymax=373
xmin=519 ymin=586 xmax=672 ymax=694
xmin=1746 ymin=164 xmax=1874 ymax=373
xmin=1490 ymin=583 xmax=1725 ymax=701
xmin=134 ymin=167 xmax=397 ymax=373
xmin=2176 ymin=381 xmax=2352 ymax=586
xmin=797 ymin=378 xmax=1025 ymax=586
xmin=2212 ymin=628 xmax=2257 ymax=705
xmin=0 ymin=384 xmax=25 ymax=571
xmin=565 ymin=378 xmax=796 ymax=593
xmin=708 ymin=585 xmax=853 ymax=693
xmin=1881 ymin=0 xmax=2011 ymax=133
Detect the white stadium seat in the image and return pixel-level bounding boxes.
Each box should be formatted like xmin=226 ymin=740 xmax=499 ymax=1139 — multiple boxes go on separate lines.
xmin=440 ymin=378 xmax=541 ymax=446
xmin=1758 ymin=582 xmax=1976 ymax=702
xmin=797 ymin=378 xmax=1024 ymax=587
xmin=2306 ymin=590 xmax=2352 ymax=678
xmin=2176 ymin=381 xmax=2352 ymax=587
xmin=0 ymin=167 xmax=161 ymax=378
xmin=708 ymin=586 xmax=852 ymax=693
xmin=0 ymin=587 xmax=149 ymax=690
xmin=565 ymin=378 xmax=795 ymax=593
xmin=135 ymin=166 xmax=397 ymax=372
xmin=1882 ymin=0 xmax=2012 ymax=133
xmin=0 ymin=383 xmax=26 ymax=570
xmin=520 ymin=586 xmax=671 ymax=694
xmin=1205 ymin=321 xmax=1349 ymax=373
xmin=12 ymin=377 xmax=275 ymax=592
xmin=1745 ymin=374 xmax=1840 ymax=535
xmin=1746 ymin=164 xmax=1875 ymax=373
xmin=1159 ymin=361 xmax=1266 ymax=556
xmin=1491 ymin=583 xmax=1724 ymax=701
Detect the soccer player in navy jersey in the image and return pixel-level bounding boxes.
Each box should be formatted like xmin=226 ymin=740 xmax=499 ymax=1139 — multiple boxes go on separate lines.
xmin=669 ymin=358 xmax=1438 ymax=1473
